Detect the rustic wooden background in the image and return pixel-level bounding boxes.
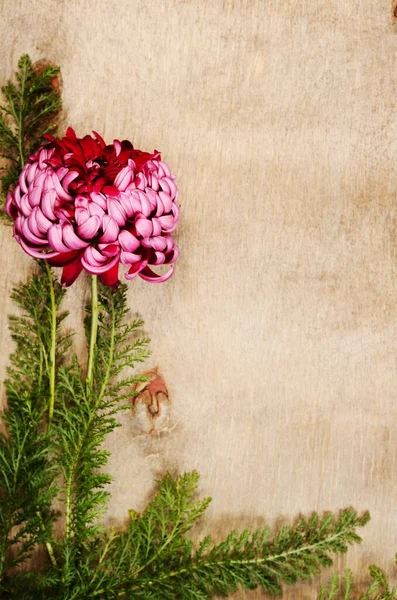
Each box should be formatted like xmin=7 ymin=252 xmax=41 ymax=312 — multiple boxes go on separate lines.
xmin=0 ymin=0 xmax=396 ymax=597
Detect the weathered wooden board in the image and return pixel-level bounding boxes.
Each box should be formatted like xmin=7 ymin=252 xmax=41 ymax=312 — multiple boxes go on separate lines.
xmin=0 ymin=0 xmax=397 ymax=597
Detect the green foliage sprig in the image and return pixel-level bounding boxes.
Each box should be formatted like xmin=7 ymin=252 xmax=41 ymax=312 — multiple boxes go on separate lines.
xmin=318 ymin=566 xmax=397 ymax=600
xmin=0 ymin=265 xmax=369 ymax=599
xmin=0 ymin=54 xmax=61 ymax=198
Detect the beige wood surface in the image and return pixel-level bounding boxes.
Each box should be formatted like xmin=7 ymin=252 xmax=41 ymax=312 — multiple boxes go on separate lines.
xmin=0 ymin=0 xmax=397 ymax=597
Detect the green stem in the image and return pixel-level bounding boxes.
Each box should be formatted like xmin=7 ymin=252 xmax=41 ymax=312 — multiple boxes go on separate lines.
xmin=45 ymin=263 xmax=57 ymax=425
xmin=86 ymin=275 xmax=99 ymax=393
xmin=16 ymin=58 xmax=27 ymax=168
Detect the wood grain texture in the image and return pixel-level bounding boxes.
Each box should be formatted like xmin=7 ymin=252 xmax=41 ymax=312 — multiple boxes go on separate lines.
xmin=0 ymin=0 xmax=397 ymax=597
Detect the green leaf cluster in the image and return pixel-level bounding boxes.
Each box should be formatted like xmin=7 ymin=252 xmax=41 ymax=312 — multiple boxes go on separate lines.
xmin=318 ymin=565 xmax=397 ymax=600
xmin=0 ymin=54 xmax=61 ymax=198
xmin=0 ymin=265 xmax=369 ymax=599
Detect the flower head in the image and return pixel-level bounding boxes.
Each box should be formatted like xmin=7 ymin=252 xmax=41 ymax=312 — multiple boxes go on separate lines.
xmin=6 ymin=127 xmax=180 ymax=287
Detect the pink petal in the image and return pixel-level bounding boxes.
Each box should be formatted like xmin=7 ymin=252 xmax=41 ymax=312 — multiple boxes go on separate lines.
xmin=107 ymin=198 xmax=127 ymax=226
xmin=139 ymin=265 xmax=174 ymax=283
xmin=165 ymin=245 xmax=180 ymax=263
xmin=90 ymin=191 xmax=107 ymax=210
xmin=75 ymin=207 xmax=90 ymax=226
xmin=114 ymin=140 xmax=122 ymax=157
xmin=27 ymin=210 xmax=42 ymax=238
xmin=77 ymin=215 xmax=101 ymax=239
xmin=114 ymin=165 xmax=132 ymax=191
xmin=48 ymin=224 xmax=70 ymax=252
xmin=41 ymin=189 xmax=57 ymax=221
xmin=152 ymin=251 xmax=166 ymax=265
xmin=62 ymin=170 xmax=79 ymax=189
xmin=158 ymin=190 xmax=173 ymax=213
xmin=19 ymin=165 xmax=29 ymax=193
xmin=146 ymin=236 xmax=167 ymax=251
xmin=35 ymin=209 xmax=52 ymax=234
xmin=63 ymin=223 xmax=90 ymax=249
xmin=162 ymin=177 xmax=178 ymax=199
xmin=19 ymin=237 xmax=58 ymax=258
xmin=26 ymin=162 xmax=38 ymax=184
xmin=120 ymin=250 xmax=142 ymax=265
xmin=22 ymin=219 xmax=48 ymax=245
xmin=5 ymin=191 xmax=14 ymax=217
xmin=88 ymin=202 xmax=105 ymax=218
xmin=151 ymin=219 xmax=162 ymax=236
xmin=158 ymin=214 xmax=175 ymax=232
xmin=52 ymin=172 xmax=72 ymax=201
xmin=81 ymin=249 xmax=119 ymax=274
xmin=100 ymin=244 xmax=120 ymax=257
xmin=118 ymin=230 xmax=140 ymax=252
xmin=99 ymin=215 xmax=119 ymax=243
xmin=29 ymin=186 xmax=42 ymax=207
xmin=135 ymin=218 xmax=153 ymax=237
xmin=124 ymin=259 xmax=148 ymax=280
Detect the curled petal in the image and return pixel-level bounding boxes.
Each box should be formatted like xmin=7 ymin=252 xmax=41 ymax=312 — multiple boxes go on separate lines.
xmin=100 ymin=243 xmax=120 ymax=257
xmin=119 ymin=229 xmax=140 ymax=252
xmin=41 ymin=189 xmax=57 ymax=221
xmin=75 ymin=207 xmax=90 ymax=226
xmin=158 ymin=214 xmax=176 ymax=232
xmin=158 ymin=190 xmax=173 ymax=213
xmin=48 ymin=224 xmax=70 ymax=252
xmin=162 ymin=176 xmax=178 ymax=199
xmin=22 ymin=219 xmax=48 ymax=245
xmin=81 ymin=247 xmax=119 ymax=274
xmin=166 ymin=244 xmax=180 ymax=263
xmin=77 ymin=215 xmax=101 ymax=239
xmin=26 ymin=162 xmax=38 ymax=184
xmin=124 ymin=259 xmax=148 ymax=280
xmin=135 ymin=218 xmax=153 ymax=237
xmin=52 ymin=172 xmax=72 ymax=201
xmin=120 ymin=250 xmax=142 ymax=265
xmin=91 ymin=191 xmax=107 ymax=210
xmin=139 ymin=265 xmax=174 ymax=283
xmin=107 ymin=198 xmax=127 ymax=226
xmin=19 ymin=237 xmax=59 ymax=258
xmin=153 ymin=251 xmax=166 ymax=265
xmin=6 ymin=191 xmax=14 ymax=217
xmin=35 ymin=208 xmax=52 ymax=234
xmin=29 ymin=186 xmax=42 ymax=207
xmin=100 ymin=215 xmax=119 ymax=243
xmin=63 ymin=222 xmax=90 ymax=249
xmin=114 ymin=165 xmax=133 ymax=191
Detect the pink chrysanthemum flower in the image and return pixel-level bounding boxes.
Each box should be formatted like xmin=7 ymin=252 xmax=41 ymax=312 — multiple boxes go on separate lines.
xmin=6 ymin=127 xmax=180 ymax=287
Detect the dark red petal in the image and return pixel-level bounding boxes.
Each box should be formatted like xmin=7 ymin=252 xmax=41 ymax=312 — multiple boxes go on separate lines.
xmin=92 ymin=131 xmax=106 ymax=149
xmin=47 ymin=250 xmax=80 ymax=267
xmin=66 ymin=127 xmax=77 ymax=140
xmin=102 ymin=185 xmax=120 ymax=196
xmin=99 ymin=261 xmax=120 ymax=288
xmin=61 ymin=258 xmax=84 ymax=287
xmin=133 ymin=150 xmax=161 ymax=171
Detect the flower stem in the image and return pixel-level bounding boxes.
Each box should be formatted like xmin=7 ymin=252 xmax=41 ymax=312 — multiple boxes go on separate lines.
xmin=45 ymin=263 xmax=57 ymax=425
xmin=86 ymin=275 xmax=99 ymax=393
